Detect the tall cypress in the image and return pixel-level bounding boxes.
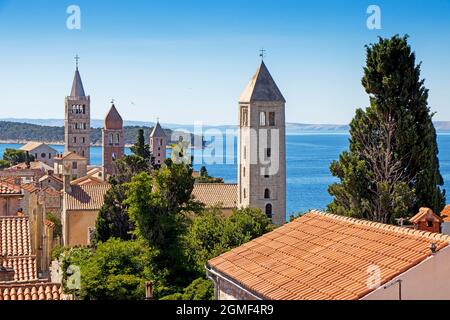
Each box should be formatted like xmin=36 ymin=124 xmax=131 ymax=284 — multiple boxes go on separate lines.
xmin=328 ymin=35 xmax=445 ymax=223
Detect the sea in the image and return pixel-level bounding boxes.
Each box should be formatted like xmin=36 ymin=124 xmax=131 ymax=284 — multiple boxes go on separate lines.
xmin=2 ymin=133 xmax=450 ymax=220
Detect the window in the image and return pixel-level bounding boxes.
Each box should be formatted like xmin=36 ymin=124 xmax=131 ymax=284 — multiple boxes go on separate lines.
xmin=269 ymin=112 xmax=275 ymax=126
xmin=35 ymin=153 xmax=38 ymax=159
xmin=82 ymin=150 xmax=85 ymax=157
xmin=75 ymin=123 xmax=78 ymax=129
xmin=112 ymin=153 xmax=117 ymax=161
xmin=243 ymin=167 xmax=246 ymax=177
xmin=427 ymin=221 xmax=433 ymax=228
xmin=49 ymin=153 xmax=52 ymax=159
xmin=259 ymin=112 xmax=266 ymax=126
xmin=82 ymin=137 xmax=85 ymax=144
xmin=264 ymin=189 xmax=270 ymax=199
xmin=72 ymin=161 xmax=78 ymax=169
xmin=158 ymin=153 xmax=161 ymax=157
xmin=159 ymin=139 xmax=163 ymax=146
xmin=41 ymin=153 xmax=46 ymax=158
xmin=73 ymin=137 xmax=77 ymax=143
xmin=265 ymin=204 xmax=273 ymax=218
xmin=116 ymin=134 xmax=120 ymax=144
xmin=243 ymin=188 xmax=247 ymax=199
xmin=266 ymin=148 xmax=271 ymax=158
xmin=109 ymin=134 xmax=113 ymax=145
xmin=82 ymin=105 xmax=86 ymax=114
xmin=241 ymin=107 xmax=249 ymax=126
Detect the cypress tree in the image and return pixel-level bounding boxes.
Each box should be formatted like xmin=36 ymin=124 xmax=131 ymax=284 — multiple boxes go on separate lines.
xmin=328 ymin=35 xmax=445 ymax=223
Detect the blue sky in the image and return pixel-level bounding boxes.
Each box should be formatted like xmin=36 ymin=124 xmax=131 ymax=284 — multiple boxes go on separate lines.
xmin=0 ymin=0 xmax=449 ymax=125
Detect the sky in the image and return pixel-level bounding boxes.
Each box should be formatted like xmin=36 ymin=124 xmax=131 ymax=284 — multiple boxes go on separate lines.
xmin=0 ymin=0 xmax=449 ymax=125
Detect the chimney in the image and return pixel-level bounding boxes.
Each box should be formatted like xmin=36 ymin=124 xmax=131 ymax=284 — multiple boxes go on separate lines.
xmin=410 ymin=207 xmax=443 ymax=234
xmin=145 ymin=281 xmax=153 ymax=300
xmin=63 ymin=174 xmax=72 ymax=194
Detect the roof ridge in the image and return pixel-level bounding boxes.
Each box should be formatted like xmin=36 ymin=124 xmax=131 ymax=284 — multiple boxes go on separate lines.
xmin=308 ymin=210 xmax=450 ymax=243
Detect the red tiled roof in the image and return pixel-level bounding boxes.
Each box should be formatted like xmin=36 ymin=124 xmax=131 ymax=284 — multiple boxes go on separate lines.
xmin=64 ymin=184 xmax=111 ymax=211
xmin=410 ymin=207 xmax=443 ymax=223
xmin=70 ymin=175 xmax=108 ymax=186
xmin=0 ymin=217 xmax=37 ymax=283
xmin=442 ymin=205 xmax=450 ymax=222
xmin=21 ymin=183 xmax=38 ymax=193
xmin=0 ymin=181 xmax=22 ymax=195
xmin=0 ymin=283 xmax=62 ymax=300
xmin=207 ymin=210 xmax=450 ymax=300
xmin=192 ymin=183 xmax=237 ymax=209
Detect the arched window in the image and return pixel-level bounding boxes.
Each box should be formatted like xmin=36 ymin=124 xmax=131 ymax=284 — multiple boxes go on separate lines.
xmin=109 ymin=133 xmax=114 ymax=145
xmin=265 ymin=204 xmax=273 ymax=218
xmin=112 ymin=152 xmax=117 ymax=161
xmin=264 ymin=189 xmax=270 ymax=199
xmin=243 ymin=188 xmax=246 ymax=199
xmin=116 ymin=133 xmax=120 ymax=144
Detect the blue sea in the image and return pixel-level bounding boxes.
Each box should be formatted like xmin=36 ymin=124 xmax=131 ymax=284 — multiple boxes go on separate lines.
xmin=3 ymin=134 xmax=450 ymax=220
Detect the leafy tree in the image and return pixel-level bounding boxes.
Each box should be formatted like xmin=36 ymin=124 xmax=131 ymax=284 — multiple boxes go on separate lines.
xmin=125 ymin=159 xmax=201 ymax=288
xmin=130 ymin=128 xmax=151 ymax=161
xmin=200 ymin=166 xmax=208 ymax=177
xmin=95 ymin=181 xmax=134 ymax=243
xmin=3 ymin=148 xmax=34 ymax=166
xmin=185 ymin=207 xmax=273 ymax=275
xmin=0 ymin=160 xmax=10 ymax=169
xmin=160 ymin=278 xmax=214 ymax=300
xmin=328 ymin=35 xmax=445 ymax=223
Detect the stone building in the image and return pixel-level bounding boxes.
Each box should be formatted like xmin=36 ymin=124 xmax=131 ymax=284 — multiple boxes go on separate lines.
xmin=64 ymin=63 xmax=91 ymax=163
xmin=0 ymin=180 xmax=23 ymax=216
xmin=237 ymin=61 xmax=286 ymax=226
xmin=20 ymin=142 xmax=58 ymax=167
xmin=53 ymin=152 xmax=88 ymax=182
xmin=150 ymin=121 xmax=167 ymax=166
xmin=102 ymin=102 xmax=125 ymax=178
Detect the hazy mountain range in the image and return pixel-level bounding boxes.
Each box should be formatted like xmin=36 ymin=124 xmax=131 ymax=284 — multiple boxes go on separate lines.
xmin=1 ymin=118 xmax=450 ymax=134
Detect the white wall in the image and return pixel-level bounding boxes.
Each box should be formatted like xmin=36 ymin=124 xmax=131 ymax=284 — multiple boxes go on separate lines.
xmin=442 ymin=222 xmax=450 ymax=236
xmin=362 ymin=246 xmax=450 ymax=300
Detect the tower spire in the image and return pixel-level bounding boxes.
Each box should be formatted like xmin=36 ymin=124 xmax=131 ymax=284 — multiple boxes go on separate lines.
xmin=75 ymin=54 xmax=80 ymax=70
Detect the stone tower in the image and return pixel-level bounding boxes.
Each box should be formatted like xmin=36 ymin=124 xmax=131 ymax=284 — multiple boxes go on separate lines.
xmin=102 ymin=102 xmax=125 ymax=178
xmin=64 ymin=62 xmax=91 ymax=163
xmin=238 ymin=61 xmax=286 ymax=226
xmin=150 ymin=121 xmax=167 ymax=167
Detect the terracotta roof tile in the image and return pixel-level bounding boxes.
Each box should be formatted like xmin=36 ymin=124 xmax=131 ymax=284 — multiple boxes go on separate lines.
xmin=0 ymin=181 xmax=22 ymax=195
xmin=0 ymin=283 xmax=62 ymax=300
xmin=192 ymin=183 xmax=237 ymax=209
xmin=207 ymin=210 xmax=450 ymax=300
xmin=0 ymin=217 xmax=38 ymax=283
xmin=64 ymin=184 xmax=110 ymax=211
xmin=441 ymin=205 xmax=450 ymax=222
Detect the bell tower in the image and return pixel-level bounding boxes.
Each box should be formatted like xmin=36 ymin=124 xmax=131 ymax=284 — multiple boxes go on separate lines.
xmin=102 ymin=101 xmax=125 ymax=178
xmin=238 ymin=60 xmax=286 ymax=226
xmin=64 ymin=55 xmax=91 ymax=164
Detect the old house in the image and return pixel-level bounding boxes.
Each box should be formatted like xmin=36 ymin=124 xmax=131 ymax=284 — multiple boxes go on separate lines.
xmin=207 ymin=210 xmax=450 ymax=300
xmin=0 ymin=180 xmax=23 ymax=217
xmin=20 ymin=142 xmax=58 ymax=167
xmin=192 ymin=183 xmax=238 ymax=216
xmin=62 ymin=184 xmax=110 ymax=246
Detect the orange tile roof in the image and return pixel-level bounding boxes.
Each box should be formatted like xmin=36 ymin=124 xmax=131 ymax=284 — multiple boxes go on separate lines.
xmin=70 ymin=175 xmax=108 ymax=186
xmin=0 ymin=217 xmax=37 ymax=283
xmin=0 ymin=283 xmax=62 ymax=300
xmin=64 ymin=184 xmax=111 ymax=211
xmin=21 ymin=183 xmax=38 ymax=194
xmin=0 ymin=181 xmax=22 ymax=195
xmin=410 ymin=207 xmax=443 ymax=223
xmin=207 ymin=210 xmax=450 ymax=300
xmin=441 ymin=205 xmax=450 ymax=222
xmin=192 ymin=183 xmax=237 ymax=209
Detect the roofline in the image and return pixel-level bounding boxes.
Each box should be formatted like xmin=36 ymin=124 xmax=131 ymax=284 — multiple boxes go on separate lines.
xmin=308 ymin=210 xmax=450 ymax=244
xmin=205 ymin=264 xmax=264 ymax=300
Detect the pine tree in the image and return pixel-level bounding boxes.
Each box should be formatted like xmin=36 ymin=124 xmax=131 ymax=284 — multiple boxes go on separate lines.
xmin=130 ymin=128 xmax=151 ymax=160
xmin=328 ymin=35 xmax=445 ymax=223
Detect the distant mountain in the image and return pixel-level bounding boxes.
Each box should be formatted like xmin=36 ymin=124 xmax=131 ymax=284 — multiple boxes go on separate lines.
xmin=1 ymin=118 xmax=449 ymax=134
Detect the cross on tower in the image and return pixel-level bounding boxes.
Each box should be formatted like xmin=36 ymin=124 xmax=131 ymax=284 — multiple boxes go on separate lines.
xmin=74 ymin=54 xmax=80 ymax=69
xmin=111 ymin=98 xmax=115 ymax=105
xmin=259 ymin=48 xmax=266 ymax=60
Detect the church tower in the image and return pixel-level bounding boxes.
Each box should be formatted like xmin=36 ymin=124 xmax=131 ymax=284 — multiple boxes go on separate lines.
xmin=64 ymin=57 xmax=91 ymax=164
xmin=150 ymin=121 xmax=167 ymax=167
xmin=102 ymin=102 xmax=125 ymax=178
xmin=238 ymin=60 xmax=286 ymax=226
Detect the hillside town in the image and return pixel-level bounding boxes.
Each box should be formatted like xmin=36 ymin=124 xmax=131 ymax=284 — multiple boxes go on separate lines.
xmin=1 ymin=38 xmax=450 ymax=300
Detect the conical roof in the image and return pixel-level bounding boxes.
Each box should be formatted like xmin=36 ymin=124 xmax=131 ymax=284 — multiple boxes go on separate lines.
xmin=104 ymin=104 xmax=123 ymax=130
xmin=70 ymin=68 xmax=86 ymax=97
xmin=239 ymin=61 xmax=285 ymax=103
xmin=150 ymin=122 xmax=166 ymax=138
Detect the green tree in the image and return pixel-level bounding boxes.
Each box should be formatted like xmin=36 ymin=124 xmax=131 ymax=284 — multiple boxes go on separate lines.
xmin=0 ymin=160 xmax=10 ymax=169
xmin=185 ymin=207 xmax=273 ymax=275
xmin=3 ymin=148 xmax=34 ymax=166
xmin=125 ymin=159 xmax=201 ymax=288
xmin=130 ymin=128 xmax=151 ymax=161
xmin=160 ymin=278 xmax=214 ymax=300
xmin=95 ymin=181 xmax=134 ymax=243
xmin=328 ymin=35 xmax=445 ymax=223
xmin=63 ymin=239 xmax=163 ymax=300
